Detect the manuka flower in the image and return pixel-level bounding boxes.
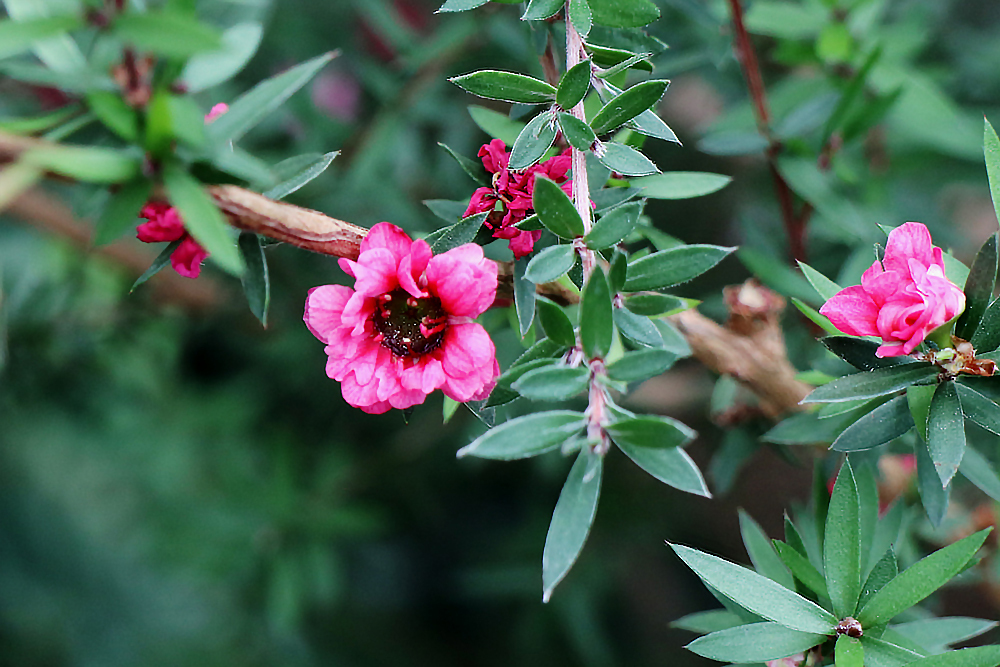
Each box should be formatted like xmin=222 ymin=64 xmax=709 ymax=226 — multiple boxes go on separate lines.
xmin=463 ymin=138 xmax=573 ymax=259
xmin=304 ymin=223 xmax=499 ymax=414
xmin=136 ymin=202 xmax=209 ymax=279
xmin=135 ymin=104 xmax=228 ymax=279
xmin=820 ymin=222 xmax=965 ymax=357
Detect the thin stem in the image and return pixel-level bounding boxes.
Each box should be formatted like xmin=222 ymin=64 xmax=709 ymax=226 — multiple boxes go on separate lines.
xmin=564 ymin=13 xmax=595 ymax=278
xmin=726 ymin=0 xmax=807 ymax=263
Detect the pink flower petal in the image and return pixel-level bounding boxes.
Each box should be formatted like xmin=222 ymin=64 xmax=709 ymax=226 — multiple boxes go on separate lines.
xmin=170 ymin=236 xmax=208 ymax=278
xmin=819 ymin=286 xmax=880 ymax=336
xmin=304 ymin=284 xmax=354 ymax=343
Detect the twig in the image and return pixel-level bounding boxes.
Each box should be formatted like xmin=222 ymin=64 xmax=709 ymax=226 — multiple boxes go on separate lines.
xmin=726 ymin=0 xmax=807 ymax=263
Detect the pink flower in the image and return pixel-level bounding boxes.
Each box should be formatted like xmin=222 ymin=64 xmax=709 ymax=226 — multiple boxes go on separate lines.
xmin=304 ymin=223 xmax=500 ymax=414
xmin=136 ymin=202 xmax=209 ymax=279
xmin=463 ymin=139 xmax=574 ymax=259
xmin=766 ymin=653 xmax=805 ymax=667
xmin=205 ymin=103 xmax=229 ymax=123
xmin=819 ymin=222 xmax=966 ymax=357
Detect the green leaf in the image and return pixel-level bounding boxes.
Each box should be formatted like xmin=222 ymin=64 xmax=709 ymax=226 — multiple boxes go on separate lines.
xmin=927 ymin=382 xmax=966 ymax=487
xmin=608 ymin=248 xmax=627 ymax=293
xmin=426 ymin=212 xmax=486 ymax=254
xmin=687 ymin=622 xmax=827 ymax=663
xmin=595 ymin=52 xmax=654 ymax=79
xmin=512 ymin=365 xmax=589 ymax=401
xmin=208 ymin=52 xmax=336 ymax=144
xmin=798 ymin=261 xmax=842 ymax=302
xmin=131 ymin=239 xmax=182 ymax=292
xmin=533 ymin=175 xmax=585 ymax=239
xmin=580 ymin=267 xmax=613 ymax=359
xmin=836 ymin=635 xmax=864 ymax=667
xmin=514 ymin=257 xmax=536 ymax=337
xmin=822 ymin=337 xmax=909 ymax=372
xmin=606 ymin=415 xmax=694 ymax=450
xmin=521 ymin=0 xmax=563 ymax=21
xmin=166 ymin=94 xmax=207 ymax=149
xmin=590 ymin=80 xmax=669 ymax=135
xmin=0 ymin=15 xmax=82 ymax=59
xmin=970 ymin=297 xmax=1000 ymax=354
xmin=113 ymin=11 xmax=222 ymax=58
xmin=557 ymin=61 xmax=592 ymax=111
xmin=0 ymin=106 xmax=78 ymax=135
xmin=631 ymin=172 xmax=731 ymax=200
xmin=802 ymin=365 xmax=939 ymax=403
xmin=0 ymin=161 xmax=41 ymax=211
xmin=598 ymin=80 xmax=678 ymax=143
xmin=831 ymin=396 xmax=914 ymax=452
xmin=671 ymin=609 xmax=744 ymax=634
xmin=509 ymin=111 xmax=558 ymax=170
xmin=162 ymin=164 xmax=242 ymax=276
xmin=450 ymin=70 xmax=556 ymax=104
xmin=668 ymin=544 xmax=837 ymax=633
xmin=558 ymin=112 xmax=597 ymax=151
xmin=586 ymin=43 xmax=653 ymax=74
xmin=743 ymin=1 xmax=826 ymax=39
xmin=24 ymin=145 xmax=139 ymax=184
xmin=457 ymin=411 xmax=586 ymax=460
xmin=585 ymin=201 xmax=641 ymax=250
xmin=436 ymin=0 xmax=488 ymax=11
xmin=263 ymin=151 xmax=338 ymax=201
xmin=860 ymin=636 xmax=923 ymax=667
xmin=605 ymin=348 xmax=676 ymax=382
xmin=959 ymin=443 xmax=1000 ymax=502
xmin=86 ymin=91 xmax=138 ymax=142
xmin=437 ymin=142 xmax=488 ymax=187
xmin=738 ymin=511 xmax=794 ymax=589
xmin=955 ymin=233 xmax=998 ymax=341
xmin=774 ymin=541 xmax=827 ymax=597
xmin=536 ymin=298 xmax=576 ymax=348
xmin=542 ymin=449 xmax=603 ymax=601
xmin=567 ymin=0 xmax=592 ymax=37
xmin=596 ymin=141 xmax=658 ymax=176
xmin=984 ymin=118 xmax=1000 ymax=232
xmin=622 ymin=446 xmax=709 ymax=496
xmin=916 ymin=431 xmax=951 ymax=527
xmin=857 ymin=529 xmax=992 ymax=628
xmin=525 ymin=244 xmax=577 ymax=284
xmin=624 ymin=244 xmax=735 ymax=291
xmin=899 ymin=647 xmax=1000 ymax=667
xmin=239 ymin=233 xmax=269 ymax=327
xmin=859 ymin=548 xmax=898 ymax=610
xmin=94 ymin=178 xmax=152 ymax=245
xmin=825 ymin=462 xmax=862 ymax=619
xmin=894 ymin=618 xmax=998 ymax=652
xmin=181 ymin=22 xmax=263 ymax=92
xmin=623 ymin=293 xmax=689 ymax=317
xmin=613 ymin=308 xmax=662 ymax=348
xmin=467 ymin=105 xmax=523 ymax=145
xmin=588 ymin=0 xmax=659 ymax=28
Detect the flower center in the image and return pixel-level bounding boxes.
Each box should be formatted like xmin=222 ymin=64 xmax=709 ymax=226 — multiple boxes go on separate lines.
xmin=372 ymin=288 xmax=447 ymax=358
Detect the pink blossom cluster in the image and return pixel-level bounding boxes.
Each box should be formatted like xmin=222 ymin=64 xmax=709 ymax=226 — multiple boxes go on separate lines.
xmin=305 ymin=223 xmax=499 ymax=414
xmin=820 ymin=222 xmax=965 ymax=357
xmin=134 ymin=103 xmax=229 ymax=279
xmin=463 ymin=138 xmax=573 ymax=259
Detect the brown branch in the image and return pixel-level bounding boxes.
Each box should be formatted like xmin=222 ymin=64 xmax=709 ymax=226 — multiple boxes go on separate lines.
xmin=726 ymin=0 xmax=807 ymax=264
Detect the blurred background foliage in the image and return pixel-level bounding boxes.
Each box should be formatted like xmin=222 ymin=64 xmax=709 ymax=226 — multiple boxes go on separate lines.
xmin=3 ymin=0 xmax=1000 ymax=665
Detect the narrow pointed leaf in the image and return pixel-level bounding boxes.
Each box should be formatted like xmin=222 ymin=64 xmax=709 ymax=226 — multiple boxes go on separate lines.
xmin=623 ymin=445 xmax=708 ymax=496
xmin=596 ymin=141 xmax=658 ymax=176
xmin=821 ymin=337 xmax=909 ymax=371
xmin=0 ymin=15 xmax=83 ymax=59
xmin=536 ymin=298 xmax=576 ymax=347
xmin=557 ymin=59 xmax=592 ymax=110
xmin=632 ymin=172 xmax=731 ymax=200
xmin=580 ymin=267 xmax=613 ymax=359
xmin=831 ymin=396 xmax=914 ymax=451
xmin=774 ymin=541 xmax=828 ymax=597
xmin=836 ymin=635 xmax=865 ymax=667
xmin=94 ymin=178 xmax=152 ymax=245
xmin=208 ymin=52 xmax=336 ymax=144
xmin=558 ymin=112 xmax=597 ymax=151
xmin=181 ymin=22 xmax=264 ymax=92
xmin=606 ymin=415 xmax=695 ymax=450
xmin=671 ymin=609 xmax=744 ymax=633
xmin=669 ymin=544 xmax=837 ymax=633
xmin=542 ymin=450 xmax=603 ymax=601
xmin=605 ymin=348 xmax=676 ymax=382
xmin=263 ymin=151 xmax=338 ymax=200
xmin=585 ymin=201 xmax=642 ymax=249
xmin=521 ymin=0 xmax=563 ymax=21
xmin=916 ymin=431 xmax=952 ymax=526
xmin=860 ymin=636 xmax=923 ymax=667
xmin=512 ymin=365 xmax=589 ymax=401
xmin=613 ymin=308 xmax=663 ymax=348
xmin=802 ymin=365 xmax=939 ymax=403
xmin=959 ymin=444 xmax=1000 ymax=502
xmin=239 ymin=233 xmax=269 ymax=327
xmin=589 ymin=0 xmax=660 ymax=29
xmin=859 ymin=548 xmax=898 ymax=610
xmin=427 ymin=212 xmax=487 ymax=254
xmin=113 ymin=11 xmax=222 ymax=58
xmin=624 ymin=244 xmax=735 ymax=291
xmin=957 ymin=383 xmax=1000 ymax=435
xmin=686 ymin=622 xmax=827 ymax=663
xmin=162 ymin=164 xmax=242 ymax=275
xmin=533 ymin=175 xmax=585 ymax=239
xmin=893 ymin=618 xmax=998 ymax=653
xmin=798 ymin=261 xmax=843 ymax=301
xmin=899 ymin=647 xmax=1000 ymax=667
xmin=509 ymin=111 xmax=558 ymax=170
xmin=458 ymin=411 xmax=585 ymax=459
xmin=568 ymin=0 xmax=592 ymax=36
xmin=739 ymin=511 xmax=794 ymax=589
xmin=927 ymin=381 xmax=966 ymax=487
xmin=590 ymin=80 xmax=669 ymax=135
xmin=525 ymin=244 xmax=577 ymax=283
xmin=984 ymin=118 xmax=1000 ymax=232
xmin=955 ymin=233 xmax=998 ymax=340
xmin=131 ymin=239 xmax=182 ymax=291
xmin=826 ymin=462 xmax=862 ymax=618
xmin=857 ymin=529 xmax=992 ymax=628
xmin=436 ymin=0 xmax=488 ymax=11
xmin=514 ymin=257 xmax=536 ymax=336
xmin=437 ymin=142 xmax=488 ymax=186
xmin=624 ymin=293 xmax=689 ymax=317
xmin=970 ymin=297 xmax=1000 ymax=353
xmin=450 ymin=70 xmax=556 ymax=104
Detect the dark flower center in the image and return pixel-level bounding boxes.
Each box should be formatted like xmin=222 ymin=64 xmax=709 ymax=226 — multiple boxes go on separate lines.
xmin=372 ymin=288 xmax=447 ymax=357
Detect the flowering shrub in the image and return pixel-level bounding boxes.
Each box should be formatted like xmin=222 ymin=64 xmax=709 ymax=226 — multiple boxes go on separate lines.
xmin=136 ymin=201 xmax=209 ymax=278
xmin=304 ymin=223 xmax=498 ymax=414
xmin=820 ymin=222 xmax=966 ymax=357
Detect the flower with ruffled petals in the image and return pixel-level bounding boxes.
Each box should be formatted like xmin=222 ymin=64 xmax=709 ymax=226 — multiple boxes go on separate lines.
xmin=304 ymin=223 xmax=499 ymax=414
xmin=136 ymin=202 xmax=209 ymax=279
xmin=463 ymin=139 xmax=574 ymax=259
xmin=820 ymin=222 xmax=965 ymax=357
